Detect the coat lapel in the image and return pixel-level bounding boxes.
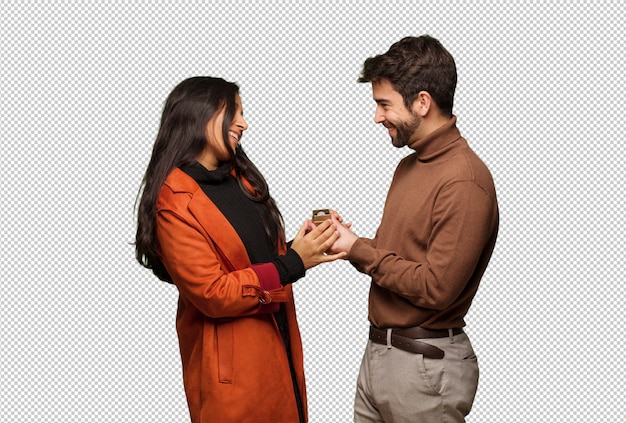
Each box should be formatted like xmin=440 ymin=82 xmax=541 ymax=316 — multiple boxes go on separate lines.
xmin=188 ymin=193 xmax=252 ymax=271
xmin=168 ymin=168 xmax=252 ymax=271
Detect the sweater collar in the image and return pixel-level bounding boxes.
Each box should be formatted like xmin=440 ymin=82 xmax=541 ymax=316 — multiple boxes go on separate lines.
xmin=408 ymin=115 xmax=463 ymax=161
xmin=180 ymin=161 xmax=232 ymax=184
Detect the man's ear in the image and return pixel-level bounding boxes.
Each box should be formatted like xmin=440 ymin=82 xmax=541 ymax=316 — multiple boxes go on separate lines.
xmin=411 ymin=91 xmax=432 ymax=117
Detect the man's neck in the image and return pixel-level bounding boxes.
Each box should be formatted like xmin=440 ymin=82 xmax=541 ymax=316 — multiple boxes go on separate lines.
xmin=412 ymin=114 xmax=453 ymax=144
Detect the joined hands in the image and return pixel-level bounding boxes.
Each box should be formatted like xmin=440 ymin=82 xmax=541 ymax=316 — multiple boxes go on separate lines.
xmin=290 ymin=210 xmax=358 ymax=269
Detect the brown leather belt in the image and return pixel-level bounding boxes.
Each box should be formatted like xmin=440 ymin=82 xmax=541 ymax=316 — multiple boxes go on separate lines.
xmin=369 ymin=326 xmax=464 ymax=359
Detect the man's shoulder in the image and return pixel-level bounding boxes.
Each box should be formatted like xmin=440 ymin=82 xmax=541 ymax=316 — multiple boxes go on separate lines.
xmin=460 ymin=144 xmax=496 ymax=186
xmin=425 ymin=141 xmax=496 ymax=194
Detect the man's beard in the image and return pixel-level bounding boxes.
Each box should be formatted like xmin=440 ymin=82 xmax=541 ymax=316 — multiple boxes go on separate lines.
xmin=390 ymin=114 xmax=421 ymax=148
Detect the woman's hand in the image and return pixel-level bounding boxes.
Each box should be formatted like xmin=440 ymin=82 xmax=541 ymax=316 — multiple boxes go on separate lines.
xmin=291 ymin=220 xmax=346 ymax=269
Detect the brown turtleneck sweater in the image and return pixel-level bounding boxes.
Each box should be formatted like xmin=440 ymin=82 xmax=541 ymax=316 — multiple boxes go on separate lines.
xmin=348 ymin=116 xmax=499 ymax=329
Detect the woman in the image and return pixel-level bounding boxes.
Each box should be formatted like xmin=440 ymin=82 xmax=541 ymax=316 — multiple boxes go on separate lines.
xmin=135 ymin=76 xmax=344 ymax=422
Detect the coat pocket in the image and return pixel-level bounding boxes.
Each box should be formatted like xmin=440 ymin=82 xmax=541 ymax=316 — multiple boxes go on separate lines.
xmin=216 ymin=319 xmax=234 ymax=383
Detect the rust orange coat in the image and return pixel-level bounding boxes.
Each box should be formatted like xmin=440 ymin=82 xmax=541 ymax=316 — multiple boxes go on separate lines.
xmin=155 ymin=168 xmax=307 ymax=422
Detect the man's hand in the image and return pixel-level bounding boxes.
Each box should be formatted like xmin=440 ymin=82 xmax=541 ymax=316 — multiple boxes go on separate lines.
xmin=327 ymin=214 xmax=358 ymax=257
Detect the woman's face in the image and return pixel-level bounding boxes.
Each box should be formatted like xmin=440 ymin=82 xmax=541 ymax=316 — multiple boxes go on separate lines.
xmin=198 ymin=94 xmax=248 ymax=169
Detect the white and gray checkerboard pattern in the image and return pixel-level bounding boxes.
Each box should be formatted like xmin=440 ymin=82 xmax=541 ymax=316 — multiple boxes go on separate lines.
xmin=1 ymin=1 xmax=624 ymax=422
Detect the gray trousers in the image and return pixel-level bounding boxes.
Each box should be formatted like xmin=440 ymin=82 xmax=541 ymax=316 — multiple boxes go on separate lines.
xmin=354 ymin=331 xmax=479 ymax=423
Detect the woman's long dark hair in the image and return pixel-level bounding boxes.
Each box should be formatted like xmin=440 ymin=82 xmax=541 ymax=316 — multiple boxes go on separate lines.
xmin=135 ymin=77 xmax=284 ymax=282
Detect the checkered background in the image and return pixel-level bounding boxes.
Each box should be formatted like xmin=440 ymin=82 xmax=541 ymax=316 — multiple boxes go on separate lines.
xmin=1 ymin=1 xmax=624 ymax=422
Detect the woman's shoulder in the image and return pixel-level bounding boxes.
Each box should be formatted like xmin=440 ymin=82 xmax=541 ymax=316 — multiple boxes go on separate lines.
xmin=163 ymin=168 xmax=200 ymax=192
xmin=157 ymin=168 xmax=201 ymax=211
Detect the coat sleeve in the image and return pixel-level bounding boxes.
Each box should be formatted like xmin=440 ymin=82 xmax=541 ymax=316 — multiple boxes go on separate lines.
xmin=348 ymin=181 xmax=497 ymax=310
xmin=156 ymin=208 xmax=282 ymax=317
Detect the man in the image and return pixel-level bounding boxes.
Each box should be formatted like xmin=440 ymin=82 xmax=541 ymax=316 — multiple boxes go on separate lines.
xmin=329 ymin=35 xmax=499 ymax=422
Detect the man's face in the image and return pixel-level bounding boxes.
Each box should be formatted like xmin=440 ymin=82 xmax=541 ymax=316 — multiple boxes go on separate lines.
xmin=371 ymin=79 xmax=420 ymax=148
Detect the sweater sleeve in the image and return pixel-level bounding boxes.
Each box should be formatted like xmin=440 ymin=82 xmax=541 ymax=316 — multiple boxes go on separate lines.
xmin=348 ymin=181 xmax=497 ymax=310
xmin=273 ymin=248 xmax=306 ymax=285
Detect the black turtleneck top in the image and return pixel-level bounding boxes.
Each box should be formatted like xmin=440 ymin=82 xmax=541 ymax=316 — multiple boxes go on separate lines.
xmin=179 ymin=161 xmax=305 ymax=285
